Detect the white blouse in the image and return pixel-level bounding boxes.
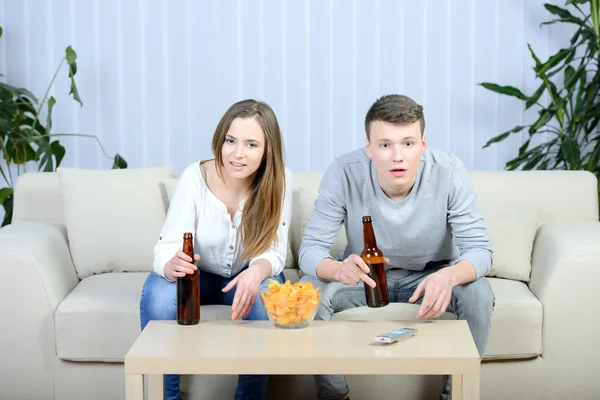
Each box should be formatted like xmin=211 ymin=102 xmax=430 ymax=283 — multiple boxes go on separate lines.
xmin=153 ymin=161 xmax=292 ymax=280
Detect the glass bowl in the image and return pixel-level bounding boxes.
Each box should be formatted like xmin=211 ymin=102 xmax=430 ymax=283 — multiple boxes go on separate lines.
xmin=259 ymin=286 xmax=322 ymax=329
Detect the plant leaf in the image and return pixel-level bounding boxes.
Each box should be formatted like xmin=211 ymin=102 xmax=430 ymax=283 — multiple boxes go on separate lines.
xmin=479 ymin=83 xmax=530 ymax=101
xmin=529 ymin=110 xmax=554 ymax=134
xmin=523 ymin=152 xmax=544 ymax=170
xmin=37 ymin=139 xmax=65 ymax=172
xmin=505 ymin=143 xmax=549 ymax=170
xmin=1 ymin=190 xmax=13 ymax=227
xmin=46 ymin=96 xmax=56 ymax=135
xmin=525 ymin=83 xmax=545 ymax=109
xmin=570 ymin=26 xmax=584 ymax=45
xmin=561 ymin=137 xmax=582 ymax=169
xmin=483 ymin=125 xmax=528 ymax=148
xmin=536 ymin=47 xmax=575 ymax=76
xmin=518 ymin=139 xmax=531 ymax=156
xmin=112 ymin=153 xmax=128 ymax=169
xmin=65 ymin=46 xmax=83 ymax=107
xmin=51 ymin=140 xmax=66 ymax=168
xmin=0 ymin=26 xmax=3 ymax=39
xmin=65 ymin=46 xmax=77 ymax=65
xmin=0 ymin=187 xmax=13 ymax=204
xmin=564 ymin=65 xmax=581 ymax=89
xmin=0 ymin=81 xmax=38 ymax=102
xmin=528 ymin=44 xmax=542 ymax=68
xmin=586 ymin=142 xmax=600 ymax=171
xmin=544 ymin=4 xmax=575 ymax=19
xmin=5 ymin=139 xmax=36 ymax=165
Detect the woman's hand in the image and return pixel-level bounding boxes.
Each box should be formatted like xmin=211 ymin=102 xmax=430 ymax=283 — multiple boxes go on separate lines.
xmin=164 ymin=251 xmax=200 ymax=281
xmin=222 ymin=262 xmax=270 ymax=320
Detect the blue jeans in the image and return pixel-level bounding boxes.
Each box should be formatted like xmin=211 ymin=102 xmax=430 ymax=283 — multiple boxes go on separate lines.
xmin=140 ymin=268 xmax=286 ymax=400
xmin=300 ymin=267 xmax=495 ymax=400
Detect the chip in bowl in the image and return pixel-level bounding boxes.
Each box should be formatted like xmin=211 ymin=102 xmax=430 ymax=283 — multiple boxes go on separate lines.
xmin=260 ymin=279 xmax=322 ymax=329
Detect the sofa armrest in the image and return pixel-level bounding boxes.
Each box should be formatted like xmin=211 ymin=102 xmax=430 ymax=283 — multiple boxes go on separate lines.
xmin=0 ymin=222 xmax=79 ymax=400
xmin=529 ymin=220 xmax=600 ymax=400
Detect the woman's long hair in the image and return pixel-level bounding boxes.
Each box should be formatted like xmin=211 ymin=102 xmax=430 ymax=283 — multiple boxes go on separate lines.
xmin=211 ymin=99 xmax=286 ymax=261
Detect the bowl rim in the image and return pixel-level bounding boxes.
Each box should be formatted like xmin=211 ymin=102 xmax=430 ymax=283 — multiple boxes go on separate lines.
xmin=260 ymin=285 xmax=322 ymax=294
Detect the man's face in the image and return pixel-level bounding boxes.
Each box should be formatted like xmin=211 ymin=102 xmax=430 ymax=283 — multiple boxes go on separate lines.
xmin=365 ymin=120 xmax=427 ymax=199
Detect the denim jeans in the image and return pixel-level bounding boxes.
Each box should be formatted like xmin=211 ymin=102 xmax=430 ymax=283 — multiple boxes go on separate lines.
xmin=300 ymin=267 xmax=495 ymax=400
xmin=140 ymin=268 xmax=286 ymax=400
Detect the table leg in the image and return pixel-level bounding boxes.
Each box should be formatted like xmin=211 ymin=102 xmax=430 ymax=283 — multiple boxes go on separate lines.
xmin=125 ymin=374 xmax=143 ymax=400
xmin=462 ymin=374 xmax=480 ymax=400
xmin=148 ymin=374 xmax=165 ymax=400
xmin=451 ymin=374 xmax=463 ymax=399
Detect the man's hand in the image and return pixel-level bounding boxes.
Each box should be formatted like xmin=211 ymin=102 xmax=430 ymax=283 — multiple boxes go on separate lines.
xmin=408 ymin=268 xmax=455 ymax=319
xmin=333 ymin=255 xmax=392 ymax=287
xmin=334 ymin=254 xmax=377 ymax=287
xmin=222 ymin=264 xmax=269 ymax=320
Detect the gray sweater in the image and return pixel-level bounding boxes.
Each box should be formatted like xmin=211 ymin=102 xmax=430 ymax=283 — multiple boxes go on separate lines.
xmin=298 ymin=147 xmax=492 ymax=280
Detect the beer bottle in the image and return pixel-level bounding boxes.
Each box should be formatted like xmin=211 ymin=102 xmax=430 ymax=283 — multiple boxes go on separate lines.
xmin=360 ymin=216 xmax=389 ymax=308
xmin=177 ymin=232 xmax=200 ymax=325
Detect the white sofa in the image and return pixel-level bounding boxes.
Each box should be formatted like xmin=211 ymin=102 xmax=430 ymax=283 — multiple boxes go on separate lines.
xmin=0 ymin=167 xmax=599 ymax=400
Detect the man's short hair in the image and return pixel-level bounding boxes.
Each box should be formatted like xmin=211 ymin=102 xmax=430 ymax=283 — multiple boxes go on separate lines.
xmin=364 ymin=94 xmax=425 ymax=139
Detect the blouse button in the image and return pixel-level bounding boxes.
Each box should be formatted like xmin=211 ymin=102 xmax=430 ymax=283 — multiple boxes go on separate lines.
xmin=230 ymin=246 xmax=234 ymax=250
xmin=231 ymin=224 xmax=235 ymax=229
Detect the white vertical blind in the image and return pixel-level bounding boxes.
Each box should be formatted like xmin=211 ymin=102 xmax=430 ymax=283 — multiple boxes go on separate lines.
xmin=0 ymin=0 xmax=577 ymax=176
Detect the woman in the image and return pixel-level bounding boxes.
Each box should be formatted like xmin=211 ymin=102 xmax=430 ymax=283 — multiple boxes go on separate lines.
xmin=140 ymin=99 xmax=292 ymax=400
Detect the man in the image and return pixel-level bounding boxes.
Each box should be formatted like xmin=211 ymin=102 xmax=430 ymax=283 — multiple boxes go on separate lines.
xmin=298 ymin=94 xmax=495 ymax=400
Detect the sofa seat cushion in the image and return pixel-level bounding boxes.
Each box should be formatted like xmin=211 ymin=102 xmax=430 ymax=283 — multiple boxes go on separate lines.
xmin=333 ymin=277 xmax=542 ymax=360
xmin=56 ymin=269 xmax=302 ymax=362
xmin=56 ymin=273 xmax=228 ymax=361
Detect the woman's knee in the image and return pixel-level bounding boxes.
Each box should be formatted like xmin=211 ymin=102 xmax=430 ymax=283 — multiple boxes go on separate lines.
xmin=140 ymin=272 xmax=177 ymax=327
xmin=245 ymin=292 xmax=269 ymax=321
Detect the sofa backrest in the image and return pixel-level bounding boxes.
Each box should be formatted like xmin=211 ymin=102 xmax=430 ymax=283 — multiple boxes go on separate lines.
xmin=11 ymin=169 xmax=599 ymax=279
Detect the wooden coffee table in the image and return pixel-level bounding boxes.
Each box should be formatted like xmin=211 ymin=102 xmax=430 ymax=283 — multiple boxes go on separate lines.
xmin=125 ymin=319 xmax=480 ymax=399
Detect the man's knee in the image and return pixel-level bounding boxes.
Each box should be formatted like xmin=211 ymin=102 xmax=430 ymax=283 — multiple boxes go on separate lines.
xmin=453 ymin=277 xmax=495 ymax=319
xmin=299 ymin=273 xmax=329 ymax=291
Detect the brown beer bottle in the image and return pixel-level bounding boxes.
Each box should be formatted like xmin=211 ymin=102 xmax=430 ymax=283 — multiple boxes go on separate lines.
xmin=177 ymin=232 xmax=200 ymax=325
xmin=360 ymin=216 xmax=389 ymax=308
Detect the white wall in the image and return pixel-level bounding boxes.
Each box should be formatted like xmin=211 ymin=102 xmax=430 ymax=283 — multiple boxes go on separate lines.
xmin=1 ymin=0 xmax=576 ymax=176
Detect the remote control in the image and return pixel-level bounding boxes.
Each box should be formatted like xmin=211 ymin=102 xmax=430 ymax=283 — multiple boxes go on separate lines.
xmin=374 ymin=327 xmax=418 ymax=343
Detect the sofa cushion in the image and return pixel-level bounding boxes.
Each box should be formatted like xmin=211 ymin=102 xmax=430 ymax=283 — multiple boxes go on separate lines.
xmin=55 ymin=270 xmax=301 ymax=362
xmin=333 ymin=277 xmax=542 ymax=360
xmin=57 ymin=166 xmax=172 ymax=279
xmin=56 ymin=273 xmax=148 ymax=361
xmin=478 ymin=203 xmax=539 ymax=282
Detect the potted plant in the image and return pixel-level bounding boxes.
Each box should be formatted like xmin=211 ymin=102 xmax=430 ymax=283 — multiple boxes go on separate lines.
xmin=0 ymin=26 xmax=127 ymax=227
xmin=480 ymin=0 xmax=599 ymax=205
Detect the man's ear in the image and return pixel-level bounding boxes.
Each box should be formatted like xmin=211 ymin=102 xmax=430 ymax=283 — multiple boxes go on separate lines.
xmin=365 ymin=138 xmax=372 ymax=158
xmin=422 ymin=135 xmax=427 ymax=154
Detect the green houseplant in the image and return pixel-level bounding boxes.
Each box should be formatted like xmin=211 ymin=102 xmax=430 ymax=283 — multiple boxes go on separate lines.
xmin=480 ymin=0 xmax=600 ymax=204
xmin=0 ymin=26 xmax=127 ymax=227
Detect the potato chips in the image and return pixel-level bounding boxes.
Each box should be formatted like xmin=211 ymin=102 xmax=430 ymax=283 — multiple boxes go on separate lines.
xmin=260 ymin=279 xmax=321 ymax=327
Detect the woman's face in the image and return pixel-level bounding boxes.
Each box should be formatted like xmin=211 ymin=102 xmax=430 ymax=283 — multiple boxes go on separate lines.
xmin=221 ymin=116 xmax=266 ymax=180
